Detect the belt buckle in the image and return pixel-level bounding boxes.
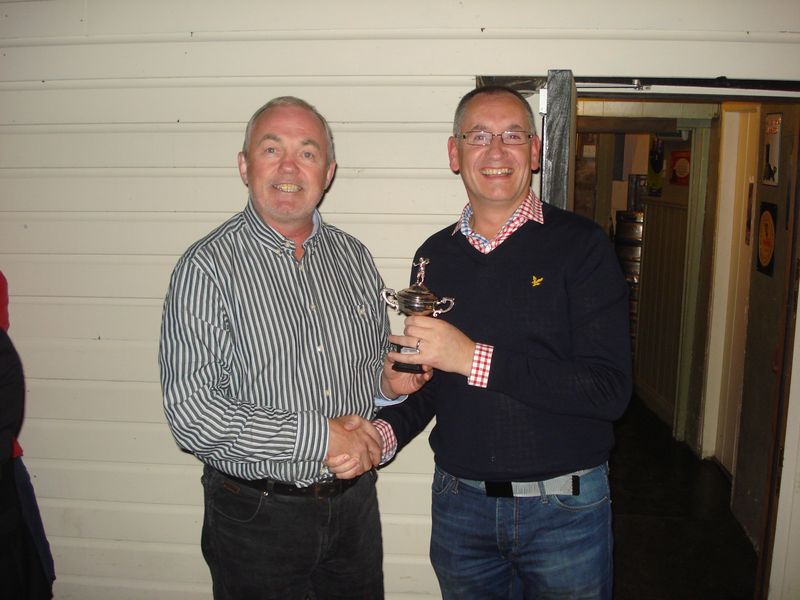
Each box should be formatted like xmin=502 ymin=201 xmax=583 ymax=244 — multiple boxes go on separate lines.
xmin=311 ymin=479 xmax=339 ymax=498
xmin=485 ymin=481 xmax=514 ymax=497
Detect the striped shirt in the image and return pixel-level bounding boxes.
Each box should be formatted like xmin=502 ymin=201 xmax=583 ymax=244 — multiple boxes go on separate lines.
xmin=159 ymin=200 xmax=390 ymax=486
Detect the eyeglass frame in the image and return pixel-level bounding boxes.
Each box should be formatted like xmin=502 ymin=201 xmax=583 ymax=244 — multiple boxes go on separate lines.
xmin=458 ymin=130 xmax=535 ymax=146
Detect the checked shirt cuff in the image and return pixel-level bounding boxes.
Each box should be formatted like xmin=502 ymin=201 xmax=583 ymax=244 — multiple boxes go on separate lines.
xmin=467 ymin=343 xmax=493 ymax=388
xmin=372 ymin=419 xmax=397 ymax=465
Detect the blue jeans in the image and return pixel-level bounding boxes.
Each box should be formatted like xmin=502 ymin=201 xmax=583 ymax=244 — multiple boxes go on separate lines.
xmin=201 ymin=466 xmax=383 ymax=600
xmin=430 ymin=464 xmax=613 ymax=600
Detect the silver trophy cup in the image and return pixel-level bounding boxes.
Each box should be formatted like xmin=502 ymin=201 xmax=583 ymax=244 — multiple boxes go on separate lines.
xmin=381 ymin=257 xmax=455 ymax=373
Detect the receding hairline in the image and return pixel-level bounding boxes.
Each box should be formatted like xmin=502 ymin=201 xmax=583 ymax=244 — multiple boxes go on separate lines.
xmin=241 ymin=96 xmax=336 ymax=163
xmin=452 ymin=86 xmax=537 ymax=138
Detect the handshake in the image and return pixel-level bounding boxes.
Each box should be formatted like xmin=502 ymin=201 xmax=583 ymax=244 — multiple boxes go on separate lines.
xmin=325 ymin=415 xmax=384 ymax=480
xmin=321 ymin=351 xmax=435 ymax=479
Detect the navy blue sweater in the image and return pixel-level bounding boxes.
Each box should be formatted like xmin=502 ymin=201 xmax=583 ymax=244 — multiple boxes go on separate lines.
xmin=379 ymin=202 xmax=632 ymax=481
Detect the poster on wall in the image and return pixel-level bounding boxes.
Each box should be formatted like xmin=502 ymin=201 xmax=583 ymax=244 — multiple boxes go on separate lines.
xmin=762 ymin=113 xmax=781 ymax=186
xmin=670 ymin=150 xmax=691 ymax=185
xmin=757 ymin=202 xmax=777 ymax=276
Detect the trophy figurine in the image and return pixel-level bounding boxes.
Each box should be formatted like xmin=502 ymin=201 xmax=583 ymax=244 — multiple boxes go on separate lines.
xmin=381 ymin=257 xmax=455 ymax=373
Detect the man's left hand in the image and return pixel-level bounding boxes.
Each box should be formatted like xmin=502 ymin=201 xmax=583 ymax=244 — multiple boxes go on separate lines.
xmin=379 ymin=356 xmax=432 ymax=399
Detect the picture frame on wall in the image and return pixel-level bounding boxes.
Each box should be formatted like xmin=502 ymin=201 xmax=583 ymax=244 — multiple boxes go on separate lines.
xmin=762 ymin=113 xmax=781 ymax=186
xmin=757 ymin=202 xmax=777 ymax=275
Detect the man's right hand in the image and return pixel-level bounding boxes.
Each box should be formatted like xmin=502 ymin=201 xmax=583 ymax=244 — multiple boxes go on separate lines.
xmin=326 ymin=415 xmax=382 ymax=479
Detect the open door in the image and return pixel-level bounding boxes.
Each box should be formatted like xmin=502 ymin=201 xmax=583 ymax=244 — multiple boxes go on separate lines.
xmin=731 ymin=104 xmax=800 ymax=596
xmin=702 ymin=103 xmax=761 ymax=475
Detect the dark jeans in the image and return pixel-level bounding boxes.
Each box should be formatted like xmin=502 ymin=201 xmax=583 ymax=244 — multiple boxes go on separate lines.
xmin=430 ymin=464 xmax=613 ymax=600
xmin=201 ymin=466 xmax=384 ymax=600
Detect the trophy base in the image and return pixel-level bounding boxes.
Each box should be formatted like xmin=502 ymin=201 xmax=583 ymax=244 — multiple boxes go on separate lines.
xmin=392 ymin=344 xmax=422 ymax=373
xmin=392 ymin=361 xmax=423 ymax=374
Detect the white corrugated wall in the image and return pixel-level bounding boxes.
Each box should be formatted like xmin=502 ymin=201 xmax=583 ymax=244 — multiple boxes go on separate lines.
xmin=1 ymin=1 xmax=799 ymax=598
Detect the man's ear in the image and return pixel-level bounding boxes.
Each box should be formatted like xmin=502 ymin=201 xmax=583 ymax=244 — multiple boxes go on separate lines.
xmin=325 ymin=160 xmax=337 ymax=190
xmin=237 ymin=152 xmax=249 ymax=187
xmin=529 ymin=136 xmax=542 ymax=172
xmin=447 ymin=137 xmax=460 ymax=173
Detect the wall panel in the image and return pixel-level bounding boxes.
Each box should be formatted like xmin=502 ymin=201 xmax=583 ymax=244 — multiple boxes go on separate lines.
xmin=0 ymin=212 xmax=453 ymax=258
xmin=25 ymin=379 xmax=165 ymax=423
xmin=0 ymin=169 xmax=465 ymax=214
xmin=0 ymin=78 xmax=468 ymax=125
xmin=4 ymin=36 xmax=799 ymax=81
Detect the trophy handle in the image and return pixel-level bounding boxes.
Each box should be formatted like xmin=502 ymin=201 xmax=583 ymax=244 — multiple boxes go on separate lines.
xmin=432 ymin=297 xmax=455 ymax=317
xmin=381 ymin=288 xmax=400 ymax=313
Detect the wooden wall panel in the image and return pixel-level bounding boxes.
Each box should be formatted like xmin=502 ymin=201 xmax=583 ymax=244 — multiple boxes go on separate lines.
xmin=51 ymin=537 xmax=210 ymax=582
xmin=634 ymin=201 xmax=688 ymax=423
xmin=0 ymin=129 xmax=448 ymax=169
xmin=9 ymin=299 xmax=163 ymax=341
xmin=0 ymin=214 xmax=452 ymax=264
xmin=37 ymin=498 xmax=430 ymax=552
xmin=25 ymin=380 xmax=165 ymax=423
xmin=47 ymin=577 xmax=211 ymax=600
xmin=3 ymin=36 xmax=798 ymax=81
xmin=0 ymin=79 xmax=466 ymax=125
xmin=0 ymin=170 xmax=464 ymax=214
xmin=2 ymin=0 xmax=798 ymax=39
xmin=1 ymin=256 xmax=419 ymax=299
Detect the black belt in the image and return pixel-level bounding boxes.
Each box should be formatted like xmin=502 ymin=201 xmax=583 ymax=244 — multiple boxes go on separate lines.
xmin=222 ymin=470 xmax=364 ymax=499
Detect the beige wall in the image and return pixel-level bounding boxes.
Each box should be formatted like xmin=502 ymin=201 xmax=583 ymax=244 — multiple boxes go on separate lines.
xmin=1 ymin=1 xmax=799 ymax=598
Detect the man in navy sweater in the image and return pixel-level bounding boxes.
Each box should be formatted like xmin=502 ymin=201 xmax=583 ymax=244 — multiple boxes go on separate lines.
xmin=367 ymin=86 xmax=631 ymax=599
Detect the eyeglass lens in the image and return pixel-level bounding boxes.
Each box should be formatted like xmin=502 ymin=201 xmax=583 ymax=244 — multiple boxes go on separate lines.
xmin=462 ymin=131 xmax=531 ymax=145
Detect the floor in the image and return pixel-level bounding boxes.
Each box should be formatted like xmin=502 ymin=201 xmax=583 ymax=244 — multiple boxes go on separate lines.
xmin=609 ymin=399 xmax=758 ymax=600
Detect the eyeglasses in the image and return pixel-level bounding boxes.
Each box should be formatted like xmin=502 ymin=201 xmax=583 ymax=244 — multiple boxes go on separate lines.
xmin=459 ymin=130 xmax=534 ymax=146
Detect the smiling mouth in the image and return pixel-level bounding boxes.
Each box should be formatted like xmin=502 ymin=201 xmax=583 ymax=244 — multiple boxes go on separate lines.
xmin=480 ymin=168 xmax=513 ymax=176
xmin=273 ymin=183 xmax=302 ymax=193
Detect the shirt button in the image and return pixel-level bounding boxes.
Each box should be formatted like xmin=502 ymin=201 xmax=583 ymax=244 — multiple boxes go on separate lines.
xmin=309 ymin=303 xmax=316 ymax=311
xmin=324 ymin=389 xmax=331 ymax=397
xmin=317 ymin=345 xmax=324 ymax=353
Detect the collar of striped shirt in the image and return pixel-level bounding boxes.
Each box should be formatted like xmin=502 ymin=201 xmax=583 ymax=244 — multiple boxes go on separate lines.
xmin=451 ymin=189 xmax=544 ymax=254
xmin=242 ymin=198 xmax=322 ymax=251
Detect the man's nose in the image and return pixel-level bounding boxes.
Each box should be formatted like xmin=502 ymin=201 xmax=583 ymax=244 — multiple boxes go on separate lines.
xmin=487 ymin=134 xmax=507 ymax=154
xmin=278 ymin=155 xmax=298 ymax=171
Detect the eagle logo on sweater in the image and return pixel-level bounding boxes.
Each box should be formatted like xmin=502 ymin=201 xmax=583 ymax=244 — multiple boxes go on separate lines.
xmin=531 ymin=275 xmax=544 ymax=287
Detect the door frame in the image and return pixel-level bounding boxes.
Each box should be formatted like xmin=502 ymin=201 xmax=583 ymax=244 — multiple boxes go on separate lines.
xmin=700 ymin=103 xmax=761 ymax=472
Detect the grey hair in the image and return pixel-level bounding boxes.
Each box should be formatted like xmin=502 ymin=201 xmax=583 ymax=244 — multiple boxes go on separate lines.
xmin=453 ymin=85 xmax=537 ymax=138
xmin=241 ymin=96 xmax=336 ymax=164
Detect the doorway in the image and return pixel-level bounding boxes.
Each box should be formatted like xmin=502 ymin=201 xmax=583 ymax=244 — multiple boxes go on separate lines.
xmin=572 ymin=99 xmax=714 ymax=437
xmin=481 ymin=74 xmax=800 ymax=596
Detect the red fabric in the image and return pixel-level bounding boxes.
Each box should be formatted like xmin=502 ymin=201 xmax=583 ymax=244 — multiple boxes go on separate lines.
xmin=468 ymin=342 xmax=494 ymax=388
xmin=2 ymin=272 xmax=20 ymax=456
xmin=372 ymin=419 xmax=397 ymax=464
xmin=466 ymin=191 xmax=543 ymax=254
xmin=0 ymin=270 xmax=8 ymax=331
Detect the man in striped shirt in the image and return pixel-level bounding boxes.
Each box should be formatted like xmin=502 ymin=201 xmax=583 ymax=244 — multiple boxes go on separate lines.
xmin=159 ymin=96 xmax=429 ymax=600
xmin=344 ymin=86 xmax=632 ymax=599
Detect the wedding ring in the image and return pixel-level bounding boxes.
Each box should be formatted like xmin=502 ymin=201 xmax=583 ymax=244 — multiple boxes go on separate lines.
xmin=415 ymin=338 xmax=422 ymax=351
